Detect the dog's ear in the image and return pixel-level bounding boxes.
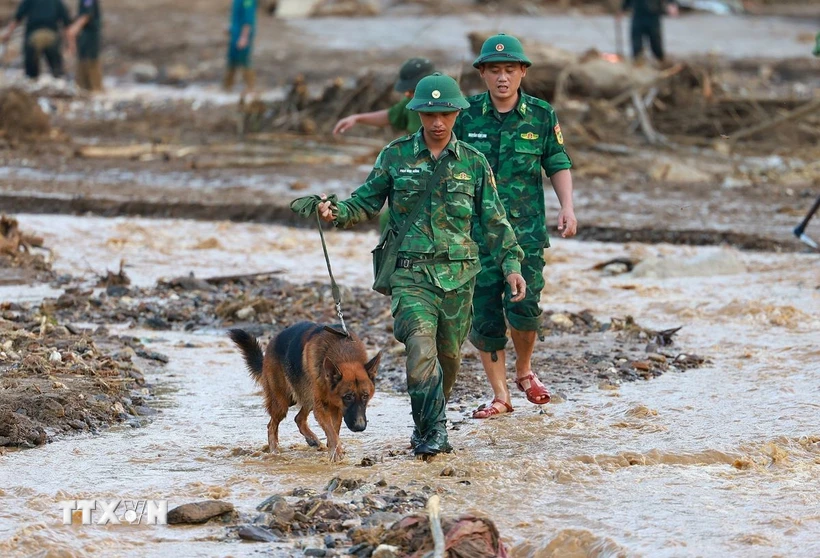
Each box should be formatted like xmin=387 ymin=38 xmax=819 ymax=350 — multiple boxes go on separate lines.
xmin=364 ymin=351 xmax=381 ymax=382
xmin=323 ymin=357 xmax=342 ymax=387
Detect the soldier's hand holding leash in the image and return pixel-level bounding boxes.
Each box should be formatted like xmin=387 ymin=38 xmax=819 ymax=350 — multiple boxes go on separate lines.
xmin=317 ymin=194 xmax=336 ymax=222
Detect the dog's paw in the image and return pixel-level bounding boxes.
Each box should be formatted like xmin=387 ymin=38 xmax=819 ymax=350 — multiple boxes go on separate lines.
xmin=329 ymin=446 xmax=345 ymax=463
xmin=305 ymin=436 xmax=321 ymax=448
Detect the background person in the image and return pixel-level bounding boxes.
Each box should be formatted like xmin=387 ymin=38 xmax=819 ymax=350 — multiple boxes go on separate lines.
xmin=66 ymin=0 xmax=103 ymax=91
xmin=619 ymin=0 xmax=679 ymax=64
xmin=0 ymin=0 xmax=71 ymax=80
xmin=223 ymin=0 xmax=257 ymax=94
xmin=332 ymin=57 xmax=435 ymax=136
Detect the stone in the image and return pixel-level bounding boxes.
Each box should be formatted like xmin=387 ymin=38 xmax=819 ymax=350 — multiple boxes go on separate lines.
xmin=549 ymin=313 xmax=574 ymax=329
xmin=237 ymin=524 xmax=279 ymax=542
xmin=167 ymin=500 xmax=235 ymax=524
xmin=131 ymin=62 xmax=159 ymax=83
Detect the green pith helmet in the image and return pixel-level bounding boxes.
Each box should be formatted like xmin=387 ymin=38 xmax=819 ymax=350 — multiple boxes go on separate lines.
xmin=407 ymin=73 xmax=470 ymax=112
xmin=473 ymin=33 xmax=532 ymax=68
xmin=395 ymin=57 xmax=435 ymax=92
xmin=814 ymin=32 xmax=820 ymax=57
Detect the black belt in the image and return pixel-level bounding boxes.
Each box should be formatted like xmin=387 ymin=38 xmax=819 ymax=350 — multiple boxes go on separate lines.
xmin=396 ymin=257 xmax=448 ymax=269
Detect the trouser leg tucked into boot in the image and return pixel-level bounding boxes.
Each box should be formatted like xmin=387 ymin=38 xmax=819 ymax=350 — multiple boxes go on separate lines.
xmin=404 ymin=335 xmax=450 ymax=455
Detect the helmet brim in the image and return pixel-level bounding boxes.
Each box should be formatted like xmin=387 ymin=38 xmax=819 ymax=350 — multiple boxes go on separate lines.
xmin=472 ymin=53 xmax=533 ymax=68
xmin=395 ymin=76 xmax=422 ymax=93
xmin=407 ymin=98 xmax=470 ymax=112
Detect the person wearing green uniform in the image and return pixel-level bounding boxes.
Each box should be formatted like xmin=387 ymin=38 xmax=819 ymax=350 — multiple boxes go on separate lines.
xmin=66 ymin=0 xmax=102 ymax=91
xmin=332 ymin=57 xmax=435 ymax=136
xmin=317 ymin=73 xmax=526 ymax=457
xmin=223 ymin=0 xmax=257 ymax=93
xmin=0 ymin=0 xmax=71 ymax=79
xmin=453 ymin=34 xmax=577 ymax=419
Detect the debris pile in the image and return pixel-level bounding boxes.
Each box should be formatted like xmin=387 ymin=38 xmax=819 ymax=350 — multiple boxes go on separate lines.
xmin=0 ymin=303 xmax=164 ymax=448
xmin=0 ymin=88 xmax=51 ymax=141
xmin=232 ymin=478 xmax=506 ymax=557
xmin=0 ymin=215 xmax=50 ymax=272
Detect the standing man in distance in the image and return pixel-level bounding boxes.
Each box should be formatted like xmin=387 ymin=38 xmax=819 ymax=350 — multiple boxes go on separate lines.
xmin=0 ymin=0 xmax=71 ymax=80
xmin=333 ymin=57 xmax=435 ymax=137
xmin=316 ymin=73 xmax=526 ymax=456
xmin=454 ymin=33 xmax=577 ymax=419
xmin=66 ymin=0 xmax=103 ymax=91
xmin=619 ymin=0 xmax=679 ymax=64
xmin=223 ymin=0 xmax=257 ymax=94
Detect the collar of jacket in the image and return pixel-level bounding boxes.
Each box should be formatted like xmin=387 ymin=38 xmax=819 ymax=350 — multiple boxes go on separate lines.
xmin=480 ymin=89 xmax=528 ymax=119
xmin=412 ymin=128 xmax=462 ymax=160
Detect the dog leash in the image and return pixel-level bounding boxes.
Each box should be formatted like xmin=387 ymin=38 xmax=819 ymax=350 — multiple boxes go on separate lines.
xmin=315 ymin=211 xmax=350 ymax=337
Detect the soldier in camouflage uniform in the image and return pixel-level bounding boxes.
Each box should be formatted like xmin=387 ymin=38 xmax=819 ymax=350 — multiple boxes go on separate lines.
xmin=333 ymin=57 xmax=435 ymax=137
xmin=318 ymin=73 xmax=525 ymax=457
xmin=453 ymin=34 xmax=577 ymax=419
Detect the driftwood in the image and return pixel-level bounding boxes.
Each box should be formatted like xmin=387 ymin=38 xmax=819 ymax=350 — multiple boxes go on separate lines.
xmin=202 ymin=269 xmax=283 ymax=285
xmin=728 ymin=97 xmax=820 ymax=144
xmin=608 ymin=63 xmax=685 ymax=107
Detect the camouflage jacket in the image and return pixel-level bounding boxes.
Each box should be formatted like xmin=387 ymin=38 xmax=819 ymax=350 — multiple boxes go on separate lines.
xmin=387 ymin=97 xmax=422 ymax=135
xmin=333 ymin=129 xmax=523 ymax=292
xmin=453 ymin=90 xmax=572 ymax=249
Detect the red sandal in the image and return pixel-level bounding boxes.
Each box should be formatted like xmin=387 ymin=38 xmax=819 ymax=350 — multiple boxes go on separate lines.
xmin=516 ymin=373 xmax=551 ymax=405
xmin=472 ymin=398 xmax=514 ymax=419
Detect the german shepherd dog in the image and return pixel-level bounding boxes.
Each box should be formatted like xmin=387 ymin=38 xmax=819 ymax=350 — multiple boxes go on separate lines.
xmin=229 ymin=323 xmax=381 ymax=462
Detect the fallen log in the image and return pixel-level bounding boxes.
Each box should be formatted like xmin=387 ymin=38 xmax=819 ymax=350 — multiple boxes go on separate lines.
xmin=728 ymin=97 xmax=820 ymax=144
xmin=608 ymin=63 xmax=685 ymax=107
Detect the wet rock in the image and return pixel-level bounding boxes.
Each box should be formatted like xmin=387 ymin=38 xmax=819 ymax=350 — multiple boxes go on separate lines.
xmin=631 ymin=361 xmax=651 ymax=372
xmin=549 ymin=313 xmax=574 ymax=329
xmin=136 ymin=349 xmax=169 ymax=363
xmin=167 ymin=500 xmax=235 ymax=524
xmin=362 ymin=495 xmax=386 ymax=510
xmin=362 ymin=511 xmax=402 ymax=527
xmin=68 ymin=419 xmax=87 ymax=430
xmin=236 ymin=306 xmax=256 ymax=320
xmin=144 ymin=316 xmax=171 ymax=330
xmin=106 ymin=285 xmax=129 ymax=297
xmin=131 ymin=62 xmax=159 ymax=83
xmin=134 ymin=405 xmax=157 ymax=416
xmin=647 ymin=353 xmax=667 ymax=364
xmin=303 ymin=549 xmax=326 ymax=557
xmin=324 ymin=534 xmax=336 ymax=548
xmin=257 ymin=495 xmax=295 ymax=525
xmin=237 ymin=524 xmax=280 ymax=542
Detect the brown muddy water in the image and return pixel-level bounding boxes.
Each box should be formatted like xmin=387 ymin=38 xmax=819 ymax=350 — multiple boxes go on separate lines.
xmin=0 ymin=214 xmax=818 ymax=557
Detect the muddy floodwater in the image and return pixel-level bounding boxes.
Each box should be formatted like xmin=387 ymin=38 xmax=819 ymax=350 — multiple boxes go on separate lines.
xmin=0 ymin=213 xmax=817 ymax=557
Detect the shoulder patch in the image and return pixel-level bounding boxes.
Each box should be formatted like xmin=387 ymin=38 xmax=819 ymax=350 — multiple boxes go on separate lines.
xmin=554 ymin=124 xmax=564 ymax=145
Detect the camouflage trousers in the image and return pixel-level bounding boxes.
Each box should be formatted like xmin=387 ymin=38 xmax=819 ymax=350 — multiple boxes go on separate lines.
xmin=390 ymin=268 xmax=474 ymax=443
xmin=469 ymin=243 xmax=545 ymax=353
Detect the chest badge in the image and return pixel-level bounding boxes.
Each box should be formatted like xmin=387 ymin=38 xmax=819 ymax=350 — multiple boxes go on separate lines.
xmin=453 ymin=172 xmax=471 ymax=181
xmin=520 ymin=132 xmax=539 ymax=140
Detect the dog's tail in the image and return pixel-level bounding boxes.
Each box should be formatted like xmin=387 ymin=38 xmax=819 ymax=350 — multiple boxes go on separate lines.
xmin=228 ymin=328 xmax=264 ymax=380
